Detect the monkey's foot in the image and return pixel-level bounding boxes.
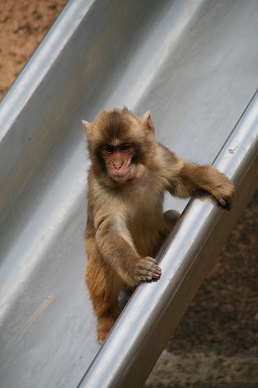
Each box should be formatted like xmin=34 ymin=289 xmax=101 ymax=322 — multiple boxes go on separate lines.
xmin=97 ymin=314 xmax=118 ymax=344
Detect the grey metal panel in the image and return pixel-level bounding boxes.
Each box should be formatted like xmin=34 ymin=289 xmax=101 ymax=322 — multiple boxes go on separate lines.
xmin=0 ymin=0 xmax=258 ymax=387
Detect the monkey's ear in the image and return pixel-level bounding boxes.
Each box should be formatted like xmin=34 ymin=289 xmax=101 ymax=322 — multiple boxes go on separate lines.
xmin=81 ymin=120 xmax=91 ymax=133
xmin=142 ymin=111 xmax=155 ymax=138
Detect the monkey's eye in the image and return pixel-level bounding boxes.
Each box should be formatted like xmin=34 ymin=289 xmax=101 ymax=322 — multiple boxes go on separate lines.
xmin=102 ymin=145 xmax=114 ymax=154
xmin=120 ymin=144 xmax=133 ymax=153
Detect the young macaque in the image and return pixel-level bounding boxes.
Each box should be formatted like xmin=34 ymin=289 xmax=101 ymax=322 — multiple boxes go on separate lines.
xmin=82 ymin=107 xmax=235 ymax=343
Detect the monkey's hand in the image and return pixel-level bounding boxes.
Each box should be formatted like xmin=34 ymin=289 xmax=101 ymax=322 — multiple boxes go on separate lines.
xmin=209 ymin=171 xmax=235 ymax=211
xmin=132 ymin=257 xmax=162 ymax=285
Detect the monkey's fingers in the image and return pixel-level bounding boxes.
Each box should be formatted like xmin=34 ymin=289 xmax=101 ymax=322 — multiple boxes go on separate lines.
xmin=216 ymin=194 xmax=233 ymax=211
xmin=137 ymin=265 xmax=162 ymax=278
xmin=136 ymin=257 xmax=162 ymax=282
xmin=214 ymin=178 xmax=235 ymax=211
xmin=144 ymin=257 xmax=162 ymax=275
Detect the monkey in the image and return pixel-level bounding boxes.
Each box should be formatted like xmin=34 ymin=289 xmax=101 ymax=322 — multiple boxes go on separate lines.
xmin=82 ymin=107 xmax=235 ymax=343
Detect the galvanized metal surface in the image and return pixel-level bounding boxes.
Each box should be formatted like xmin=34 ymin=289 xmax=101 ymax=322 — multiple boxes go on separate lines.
xmin=0 ymin=0 xmax=258 ymax=387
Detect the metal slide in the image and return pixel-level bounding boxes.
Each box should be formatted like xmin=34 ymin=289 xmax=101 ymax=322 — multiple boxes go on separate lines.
xmin=0 ymin=1 xmax=258 ymax=387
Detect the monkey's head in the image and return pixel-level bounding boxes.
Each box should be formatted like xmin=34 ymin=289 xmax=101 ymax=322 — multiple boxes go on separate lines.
xmin=82 ymin=107 xmax=155 ymax=184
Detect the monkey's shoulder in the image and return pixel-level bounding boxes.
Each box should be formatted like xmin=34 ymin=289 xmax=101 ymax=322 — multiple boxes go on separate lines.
xmin=150 ymin=143 xmax=182 ymax=182
xmin=155 ymin=143 xmax=179 ymax=164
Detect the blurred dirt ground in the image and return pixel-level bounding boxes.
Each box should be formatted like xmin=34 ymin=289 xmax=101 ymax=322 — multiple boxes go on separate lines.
xmin=1 ymin=1 xmax=257 ymax=387
xmin=0 ymin=0 xmax=67 ymax=99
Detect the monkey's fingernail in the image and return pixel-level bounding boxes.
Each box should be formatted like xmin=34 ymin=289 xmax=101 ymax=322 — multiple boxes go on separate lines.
xmin=152 ymin=267 xmax=161 ymax=274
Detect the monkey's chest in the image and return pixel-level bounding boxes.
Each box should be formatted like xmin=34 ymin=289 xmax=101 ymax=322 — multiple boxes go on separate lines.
xmin=124 ymin=185 xmax=164 ymax=220
xmin=124 ymin=194 xmax=164 ymax=256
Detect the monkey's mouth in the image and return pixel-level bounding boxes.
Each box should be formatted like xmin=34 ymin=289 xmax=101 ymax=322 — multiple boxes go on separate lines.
xmin=110 ymin=166 xmax=133 ymax=182
xmin=110 ymin=163 xmax=144 ymax=183
xmin=111 ymin=171 xmax=130 ymax=182
xmin=112 ymin=169 xmax=129 ymax=176
xmin=109 ymin=162 xmax=131 ymax=177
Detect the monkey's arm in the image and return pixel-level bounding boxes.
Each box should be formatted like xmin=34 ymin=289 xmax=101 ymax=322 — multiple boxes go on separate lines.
xmin=160 ymin=146 xmax=235 ymax=210
xmin=89 ymin=212 xmax=161 ymax=287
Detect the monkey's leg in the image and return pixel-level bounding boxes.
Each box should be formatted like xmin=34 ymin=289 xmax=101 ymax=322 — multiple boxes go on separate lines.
xmin=85 ymin=238 xmax=123 ymax=343
xmin=163 ymin=209 xmax=180 ymax=236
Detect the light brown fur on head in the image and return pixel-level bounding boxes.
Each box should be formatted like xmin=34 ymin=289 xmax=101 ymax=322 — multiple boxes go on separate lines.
xmin=82 ymin=107 xmax=156 ymax=188
xmin=83 ymin=107 xmax=153 ymax=149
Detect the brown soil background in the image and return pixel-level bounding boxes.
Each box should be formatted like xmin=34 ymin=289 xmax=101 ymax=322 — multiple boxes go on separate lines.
xmin=1 ymin=1 xmax=257 ymax=387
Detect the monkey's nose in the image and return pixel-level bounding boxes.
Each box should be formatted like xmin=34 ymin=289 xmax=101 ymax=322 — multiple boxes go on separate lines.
xmin=112 ymin=154 xmax=124 ymax=170
xmin=113 ymin=163 xmax=123 ymax=170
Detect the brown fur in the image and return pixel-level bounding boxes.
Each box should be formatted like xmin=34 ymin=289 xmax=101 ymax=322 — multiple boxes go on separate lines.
xmin=82 ymin=107 xmax=235 ymax=343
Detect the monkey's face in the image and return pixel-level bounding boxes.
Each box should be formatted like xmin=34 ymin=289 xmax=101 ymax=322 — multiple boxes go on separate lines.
xmin=82 ymin=107 xmax=155 ymax=184
xmin=100 ymin=142 xmax=137 ymax=182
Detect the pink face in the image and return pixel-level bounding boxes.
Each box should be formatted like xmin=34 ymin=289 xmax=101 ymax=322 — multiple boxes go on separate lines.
xmin=101 ymin=143 xmax=135 ymax=182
